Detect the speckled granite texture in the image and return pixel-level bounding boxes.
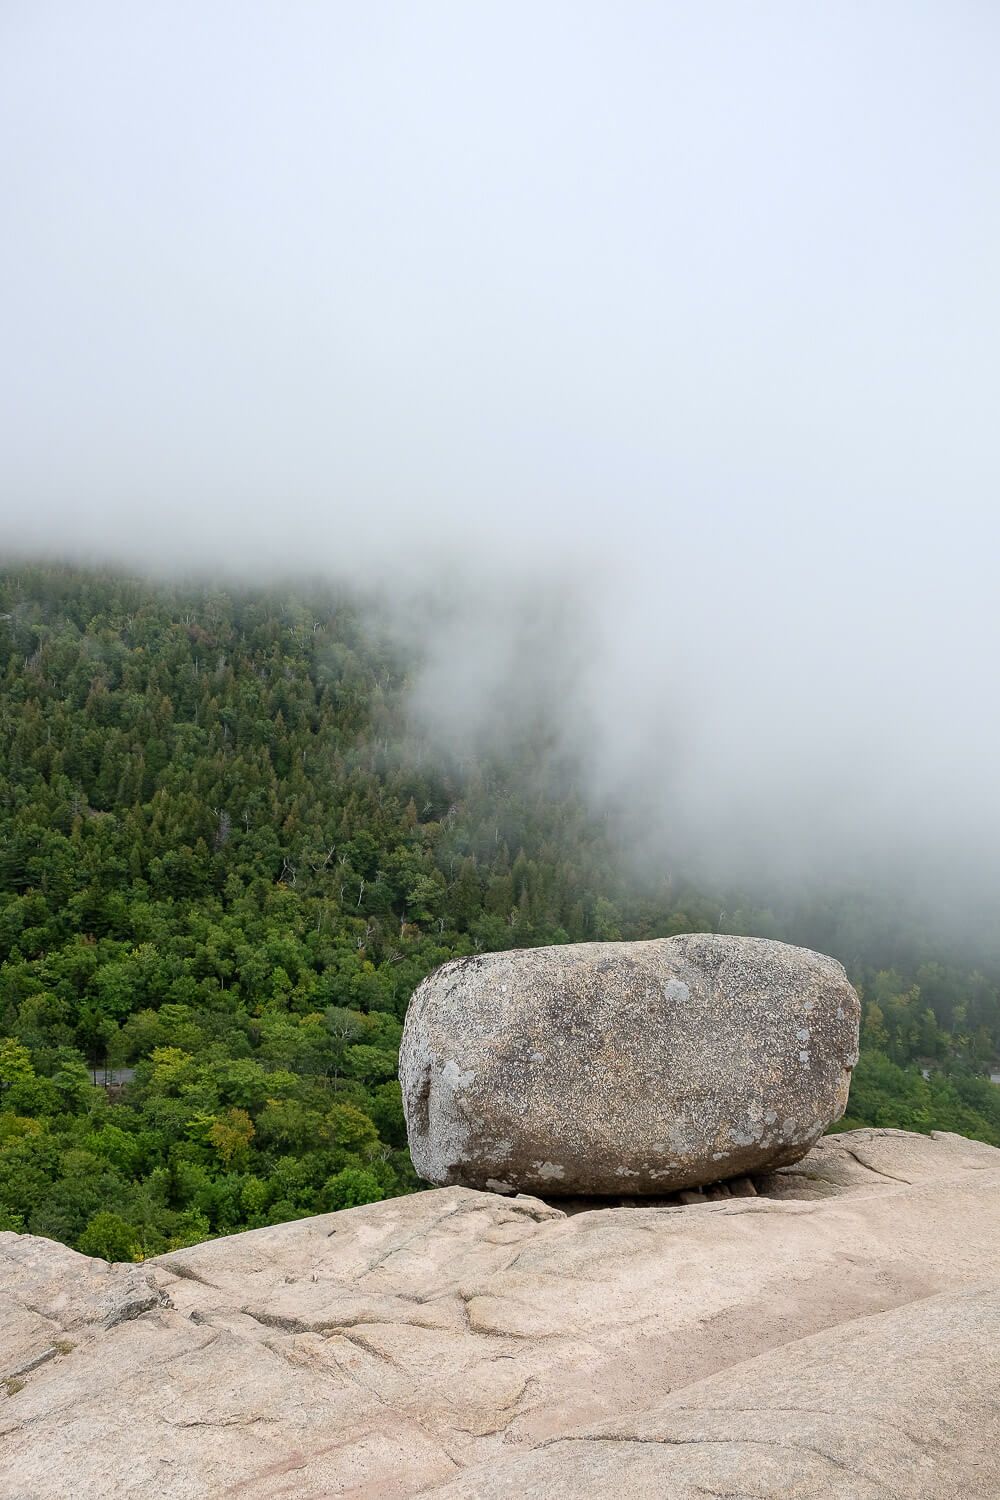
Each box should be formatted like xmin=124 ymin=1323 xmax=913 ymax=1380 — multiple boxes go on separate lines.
xmin=400 ymin=935 xmax=860 ymax=1195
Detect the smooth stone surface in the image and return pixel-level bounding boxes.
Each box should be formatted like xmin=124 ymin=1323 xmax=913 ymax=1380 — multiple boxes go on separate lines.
xmin=0 ymin=1130 xmax=998 ymax=1499
xmin=399 ymin=935 xmax=860 ymax=1195
xmin=431 ymin=1283 xmax=1000 ymax=1499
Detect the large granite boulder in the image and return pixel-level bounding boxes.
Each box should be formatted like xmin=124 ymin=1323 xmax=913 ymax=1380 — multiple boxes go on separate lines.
xmin=1 ymin=1130 xmax=999 ymax=1499
xmin=399 ymin=934 xmax=860 ymax=1195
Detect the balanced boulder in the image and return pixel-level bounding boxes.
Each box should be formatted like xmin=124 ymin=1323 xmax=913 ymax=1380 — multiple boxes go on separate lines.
xmin=399 ymin=934 xmax=860 ymax=1196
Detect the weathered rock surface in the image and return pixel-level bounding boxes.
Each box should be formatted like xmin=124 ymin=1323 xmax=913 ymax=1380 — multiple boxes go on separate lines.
xmin=1 ymin=1128 xmax=999 ymax=1498
xmin=400 ymin=935 xmax=860 ymax=1195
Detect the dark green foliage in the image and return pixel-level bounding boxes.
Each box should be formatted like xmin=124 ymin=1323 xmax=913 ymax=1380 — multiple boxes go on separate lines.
xmin=834 ymin=1049 xmax=1000 ymax=1145
xmin=1 ymin=563 xmax=999 ymax=1259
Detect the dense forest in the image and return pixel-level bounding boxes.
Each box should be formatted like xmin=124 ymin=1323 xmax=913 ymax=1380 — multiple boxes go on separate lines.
xmin=2 ymin=564 xmax=999 ymax=1261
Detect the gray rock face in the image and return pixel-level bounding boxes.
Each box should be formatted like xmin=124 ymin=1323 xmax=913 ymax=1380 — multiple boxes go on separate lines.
xmin=399 ymin=934 xmax=860 ymax=1195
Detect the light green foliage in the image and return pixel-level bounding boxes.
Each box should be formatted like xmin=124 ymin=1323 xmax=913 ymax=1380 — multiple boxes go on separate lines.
xmin=77 ymin=1211 xmax=143 ymax=1262
xmin=1 ymin=564 xmax=999 ymax=1258
xmin=321 ymin=1167 xmax=384 ymax=1211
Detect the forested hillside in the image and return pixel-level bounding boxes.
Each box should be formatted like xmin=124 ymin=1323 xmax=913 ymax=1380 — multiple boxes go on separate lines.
xmin=2 ymin=565 xmax=999 ymax=1260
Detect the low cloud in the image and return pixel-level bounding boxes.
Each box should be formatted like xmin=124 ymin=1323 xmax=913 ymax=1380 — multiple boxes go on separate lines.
xmin=2 ymin=2 xmax=999 ymax=908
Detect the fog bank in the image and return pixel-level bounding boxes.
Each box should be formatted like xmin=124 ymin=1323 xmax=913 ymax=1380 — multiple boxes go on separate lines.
xmin=2 ymin=3 xmax=999 ymax=892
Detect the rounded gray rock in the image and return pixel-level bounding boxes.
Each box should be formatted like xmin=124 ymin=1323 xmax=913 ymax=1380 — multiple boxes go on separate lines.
xmin=399 ymin=934 xmax=861 ymax=1196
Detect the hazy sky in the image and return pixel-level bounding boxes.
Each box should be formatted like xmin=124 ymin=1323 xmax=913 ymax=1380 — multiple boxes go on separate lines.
xmin=3 ymin=3 xmax=999 ymax=881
